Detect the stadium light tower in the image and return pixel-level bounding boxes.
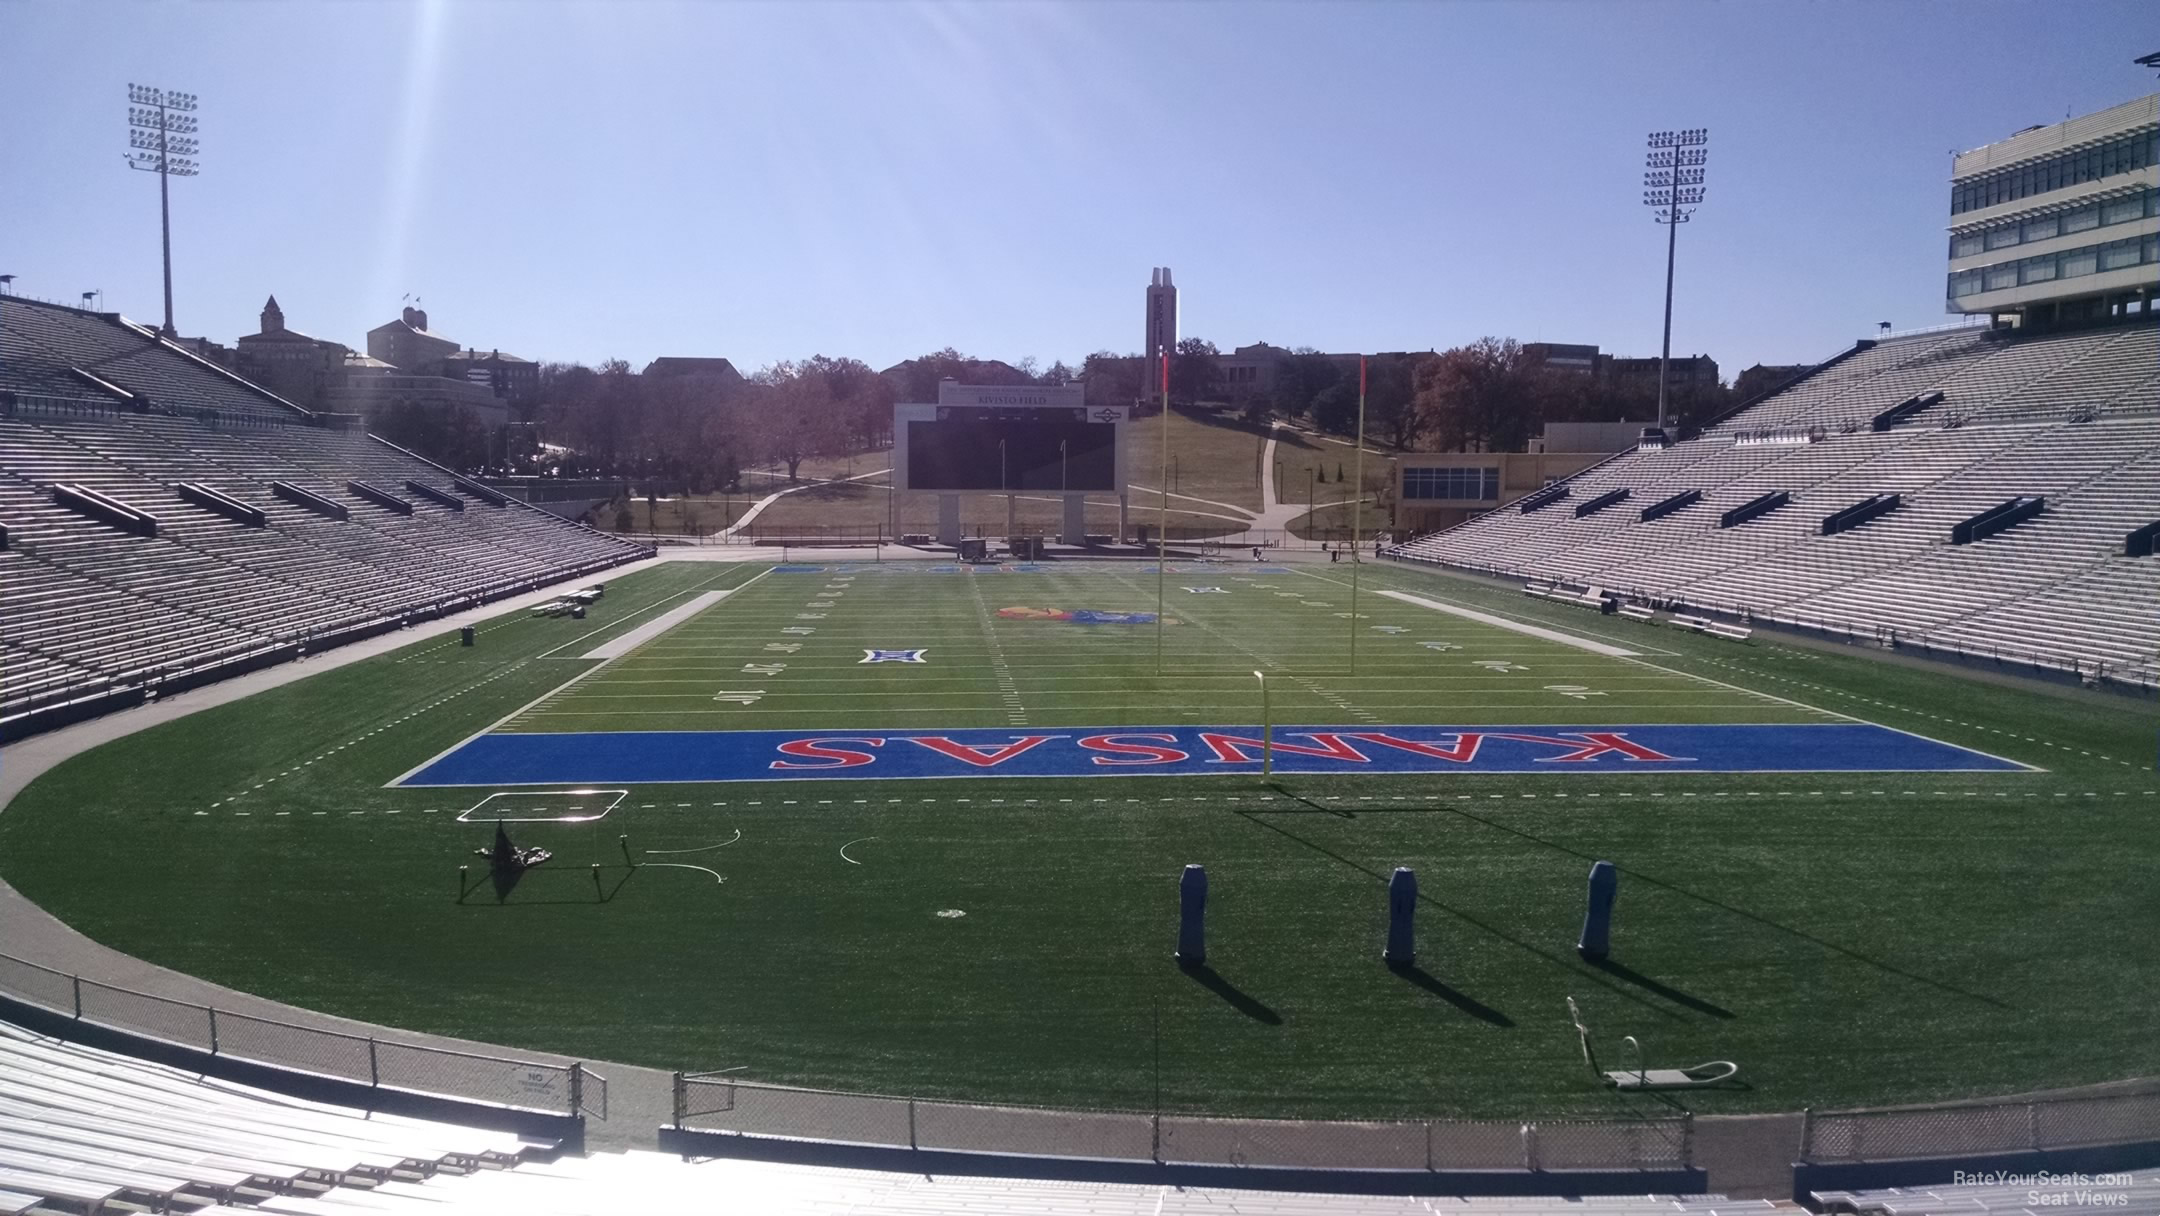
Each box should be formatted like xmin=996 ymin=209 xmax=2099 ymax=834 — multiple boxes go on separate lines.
xmin=1643 ymin=128 xmax=1708 ymax=433
xmin=127 ymin=84 xmax=200 ymax=338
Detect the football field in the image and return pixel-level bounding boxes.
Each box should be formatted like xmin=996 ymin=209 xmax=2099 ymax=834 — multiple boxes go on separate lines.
xmin=400 ymin=561 xmax=2016 ymax=788
xmin=1 ymin=556 xmax=2153 ymax=1123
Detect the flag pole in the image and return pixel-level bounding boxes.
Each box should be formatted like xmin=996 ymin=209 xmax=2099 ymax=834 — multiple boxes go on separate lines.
xmin=1351 ymin=356 xmax=1366 ymax=676
xmin=1156 ymin=352 xmax=1169 ymax=675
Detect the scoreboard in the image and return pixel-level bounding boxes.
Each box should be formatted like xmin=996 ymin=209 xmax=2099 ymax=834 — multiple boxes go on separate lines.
xmin=894 ymin=385 xmax=1127 ymax=494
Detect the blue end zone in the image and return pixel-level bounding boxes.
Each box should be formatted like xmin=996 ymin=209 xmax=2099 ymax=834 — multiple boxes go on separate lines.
xmin=398 ymin=723 xmax=2031 ymax=787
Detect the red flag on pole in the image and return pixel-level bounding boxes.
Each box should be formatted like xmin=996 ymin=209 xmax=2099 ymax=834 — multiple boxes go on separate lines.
xmin=1360 ymin=355 xmax=1367 ymax=396
xmin=1161 ymin=353 xmax=1170 ymax=396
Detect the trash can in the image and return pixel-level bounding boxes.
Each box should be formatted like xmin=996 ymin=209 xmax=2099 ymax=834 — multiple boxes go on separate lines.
xmin=460 ymin=625 xmax=475 ymax=647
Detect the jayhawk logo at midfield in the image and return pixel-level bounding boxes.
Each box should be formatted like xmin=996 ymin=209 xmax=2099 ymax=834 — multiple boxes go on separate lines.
xmin=861 ymin=648 xmax=928 ymax=664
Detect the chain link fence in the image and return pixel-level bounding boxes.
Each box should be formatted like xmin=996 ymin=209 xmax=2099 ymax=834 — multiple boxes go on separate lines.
xmin=1800 ymin=1090 xmax=2160 ymax=1163
xmin=673 ymin=1075 xmax=1692 ymax=1171
xmin=0 ymin=949 xmax=581 ymax=1116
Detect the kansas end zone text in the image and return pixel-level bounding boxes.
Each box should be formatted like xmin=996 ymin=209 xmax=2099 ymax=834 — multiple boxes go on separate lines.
xmin=398 ymin=722 xmax=2030 ymax=786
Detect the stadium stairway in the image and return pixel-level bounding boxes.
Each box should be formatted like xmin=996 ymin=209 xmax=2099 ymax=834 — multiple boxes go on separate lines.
xmin=0 ymin=1019 xmax=555 ymax=1214
xmin=1391 ymin=318 xmax=2160 ymax=688
xmin=0 ymin=1016 xmax=1803 ymax=1215
xmin=0 ymin=296 xmax=651 ymax=738
xmin=1812 ymin=1167 xmax=2160 ymax=1215
xmin=0 ymin=1013 xmax=1795 ymax=1216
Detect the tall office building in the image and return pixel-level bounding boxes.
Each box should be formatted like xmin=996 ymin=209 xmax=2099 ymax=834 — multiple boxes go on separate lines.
xmin=1946 ymin=93 xmax=2158 ymax=326
xmin=1143 ymin=267 xmax=1178 ymax=394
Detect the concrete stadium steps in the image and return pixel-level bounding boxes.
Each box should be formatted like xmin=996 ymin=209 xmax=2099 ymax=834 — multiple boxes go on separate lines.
xmin=0 ymin=406 xmax=648 ymax=729
xmin=1700 ymin=331 xmax=1983 ymax=437
xmin=4 ymin=300 xmax=647 ymax=730
xmin=153 ymin=1147 xmax=1797 ymax=1216
xmin=1390 ymin=319 xmax=2160 ymax=685
xmin=1723 ymin=421 xmax=2148 ymax=621
xmin=1927 ymin=329 xmax=2131 ymax=426
xmin=1959 ymin=324 xmax=2160 ymax=424
xmin=1814 ymin=1167 xmax=2160 ymax=1215
xmin=0 ymin=1011 xmax=1795 ymax=1215
xmin=0 ymin=418 xmax=391 ymax=636
xmin=1575 ymin=436 xmax=1915 ymax=595
xmin=0 ymin=1019 xmax=551 ymax=1214
xmin=1775 ymin=421 xmax=2160 ymax=641
xmin=20 ymin=413 xmax=431 ymax=613
xmin=1 ymin=299 xmax=306 ymax=425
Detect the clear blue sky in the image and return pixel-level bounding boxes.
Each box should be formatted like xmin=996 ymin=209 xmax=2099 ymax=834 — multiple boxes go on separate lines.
xmin=2 ymin=1 xmax=2152 ymax=379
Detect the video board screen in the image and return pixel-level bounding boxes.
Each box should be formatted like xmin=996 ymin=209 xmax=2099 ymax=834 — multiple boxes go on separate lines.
xmin=906 ymin=409 xmax=1117 ymax=491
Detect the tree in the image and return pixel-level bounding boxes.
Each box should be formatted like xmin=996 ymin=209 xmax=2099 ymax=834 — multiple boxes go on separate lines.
xmin=747 ymin=360 xmax=854 ymax=481
xmin=372 ymin=396 xmax=491 ymax=471
xmin=1413 ymin=337 xmax=1542 ymax=453
xmin=1364 ymin=353 xmax=1426 ymax=450
xmin=1270 ymin=348 xmax=1343 ymax=420
xmin=1042 ymin=359 xmax=1077 ymax=385
xmin=1169 ymin=337 xmax=1220 ymax=405
xmin=1308 ymin=379 xmax=1359 ymax=436
xmin=800 ymin=354 xmax=889 ymax=452
xmin=1081 ymin=351 xmax=1142 ymax=408
xmin=886 ymin=348 xmax=1033 ymax=404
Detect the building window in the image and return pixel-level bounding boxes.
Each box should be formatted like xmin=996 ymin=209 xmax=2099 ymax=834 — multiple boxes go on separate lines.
xmin=2060 ymin=247 xmax=2098 ymax=278
xmin=2021 ymin=256 xmax=2056 ymax=284
xmin=2099 ymin=238 xmax=2142 ymax=271
xmin=1403 ymin=467 xmax=1501 ymax=501
xmin=2021 ymin=214 xmax=2058 ymax=242
xmin=2062 ymin=205 xmax=2100 ymax=234
xmin=1984 ymin=263 xmax=2019 ymax=291
xmin=1951 ymin=129 xmax=2160 ymax=214
xmin=2103 ymin=196 xmax=2144 ymax=226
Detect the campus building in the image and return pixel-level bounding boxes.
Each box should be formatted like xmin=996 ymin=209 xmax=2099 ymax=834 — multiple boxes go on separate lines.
xmin=232 ymin=296 xmax=351 ymax=410
xmin=1946 ymin=92 xmax=2160 ymax=326
xmin=1390 ymin=419 xmax=1647 ymax=536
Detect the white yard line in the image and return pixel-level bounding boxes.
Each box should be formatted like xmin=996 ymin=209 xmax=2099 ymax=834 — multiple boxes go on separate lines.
xmin=582 ymin=588 xmax=742 ymax=660
xmin=386 ymin=569 xmax=772 ymax=786
xmin=1372 ymin=589 xmax=1642 ymax=657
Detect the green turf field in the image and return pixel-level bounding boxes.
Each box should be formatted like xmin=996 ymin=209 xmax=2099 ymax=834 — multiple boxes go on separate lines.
xmin=2 ymin=556 xmax=2154 ymax=1122
xmin=501 ymin=561 xmax=1830 ymax=734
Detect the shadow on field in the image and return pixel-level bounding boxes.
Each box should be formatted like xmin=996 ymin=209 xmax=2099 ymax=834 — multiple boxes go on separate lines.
xmin=1387 ymin=962 xmax=1514 ymax=1027
xmin=1266 ymin=781 xmax=1354 ymax=819
xmin=460 ymin=864 xmax=637 ymax=906
xmin=1435 ymin=805 xmax=2011 ymax=1012
xmin=1233 ymin=809 xmax=1679 ymax=1020
xmin=1584 ymin=956 xmax=1734 ymax=1020
xmin=1178 ymin=962 xmax=1283 ymax=1025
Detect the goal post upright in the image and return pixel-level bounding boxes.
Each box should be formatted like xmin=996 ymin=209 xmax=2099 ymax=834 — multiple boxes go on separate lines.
xmin=1351 ymin=356 xmax=1366 ymax=676
xmin=1156 ymin=353 xmax=1169 ymax=676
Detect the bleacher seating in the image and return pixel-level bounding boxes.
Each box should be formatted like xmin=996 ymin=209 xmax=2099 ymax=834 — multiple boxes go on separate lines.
xmin=0 ymin=297 xmax=649 ymax=736
xmin=1393 ymin=318 xmax=2160 ymax=688
xmin=0 ymin=1019 xmax=553 ymax=1213
xmin=0 ymin=1011 xmax=1796 ymax=1214
xmin=1815 ymin=1167 xmax=2160 ymax=1214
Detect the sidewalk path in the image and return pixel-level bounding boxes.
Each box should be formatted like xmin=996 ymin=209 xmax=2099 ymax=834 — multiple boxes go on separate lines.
xmin=718 ymin=467 xmax=890 ymax=539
